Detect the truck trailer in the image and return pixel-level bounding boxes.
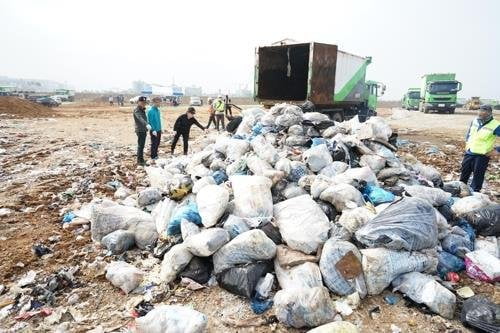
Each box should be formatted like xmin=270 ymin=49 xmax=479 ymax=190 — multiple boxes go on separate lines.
xmin=402 ymin=88 xmax=420 ymax=110
xmin=419 ymin=73 xmax=462 ymax=114
xmin=254 ymin=42 xmax=385 ymax=122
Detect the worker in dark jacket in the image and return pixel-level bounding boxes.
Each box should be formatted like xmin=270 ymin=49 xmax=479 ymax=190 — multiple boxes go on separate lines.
xmin=460 ymin=105 xmax=499 ymax=191
xmin=171 ymin=107 xmax=206 ymax=155
xmin=133 ymin=96 xmax=151 ymax=166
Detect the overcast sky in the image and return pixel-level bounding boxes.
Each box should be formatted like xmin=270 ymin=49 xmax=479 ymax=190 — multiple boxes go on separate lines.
xmin=1 ymin=0 xmax=499 ymax=99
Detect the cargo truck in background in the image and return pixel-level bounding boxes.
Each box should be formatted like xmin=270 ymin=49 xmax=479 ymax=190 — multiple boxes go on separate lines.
xmin=254 ymin=42 xmax=385 ymax=122
xmin=419 ymin=73 xmax=462 ymax=114
xmin=402 ymin=88 xmax=420 ymax=110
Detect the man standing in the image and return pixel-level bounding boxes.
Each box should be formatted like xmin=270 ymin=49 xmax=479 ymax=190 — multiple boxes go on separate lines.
xmin=460 ymin=105 xmax=499 ymax=191
xmin=171 ymin=107 xmax=206 ymax=155
xmin=147 ymin=97 xmax=163 ymax=160
xmin=133 ymin=96 xmax=151 ymax=166
xmin=213 ymin=95 xmax=225 ymax=131
xmin=206 ymin=97 xmax=216 ymax=129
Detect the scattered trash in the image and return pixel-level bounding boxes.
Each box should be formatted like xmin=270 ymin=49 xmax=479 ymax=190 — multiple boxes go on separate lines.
xmin=32 ymin=244 xmax=51 ymax=257
xmin=307 ymin=321 xmax=359 ymax=333
xmin=105 ymin=261 xmax=144 ymax=294
xmin=135 ymin=305 xmax=208 ymax=333
xmin=62 ymin=212 xmax=76 ymax=223
xmin=464 ymin=250 xmax=500 ymax=282
xmin=384 ymin=293 xmax=400 ymax=305
xmin=460 ymin=295 xmax=500 ymax=333
xmin=456 ymin=286 xmax=475 ymax=299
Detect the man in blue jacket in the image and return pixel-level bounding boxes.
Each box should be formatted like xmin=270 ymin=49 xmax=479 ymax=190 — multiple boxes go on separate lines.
xmin=147 ymin=97 xmax=163 ymax=160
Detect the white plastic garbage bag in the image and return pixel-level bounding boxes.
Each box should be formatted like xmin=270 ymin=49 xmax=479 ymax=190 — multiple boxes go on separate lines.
xmin=274 ymin=195 xmax=330 ymax=254
xmin=338 ymin=206 xmax=375 ymax=234
xmin=105 ymin=261 xmax=143 ymax=294
xmin=136 ymin=305 xmax=208 ymax=333
xmin=145 ymin=166 xmax=172 ymax=190
xmin=196 ymin=185 xmax=229 ymax=227
xmin=231 ymin=175 xmax=273 ymax=219
xmin=222 ymin=215 xmax=250 ymax=239
xmin=361 ymin=247 xmax=437 ymax=295
xmin=288 ymin=124 xmax=304 ymax=136
xmin=404 ymin=185 xmax=451 ymax=206
xmin=319 ymin=161 xmax=349 ymax=178
xmin=320 ymin=184 xmax=365 ymax=212
xmin=274 ymin=287 xmax=336 ymax=328
xmin=311 ymin=175 xmax=335 ymax=199
xmin=137 ymin=188 xmax=162 ymax=207
xmin=303 ymin=144 xmax=333 ymax=172
xmin=355 ymin=116 xmax=392 ymax=141
xmin=226 ymin=139 xmax=250 ymax=161
xmin=283 ymin=182 xmax=308 ymax=199
xmin=334 ymin=167 xmax=378 ymax=186
xmin=152 ymin=198 xmax=178 ymax=236
xmin=451 ymin=195 xmax=492 ymax=216
xmin=180 ymin=219 xmax=200 ymax=240
xmin=275 ymin=157 xmax=292 ymax=176
xmin=359 ymin=154 xmax=386 ymax=173
xmin=307 ymin=321 xmax=359 ymax=333
xmin=213 ymin=229 xmax=277 ymax=274
xmin=251 ymin=135 xmax=279 ymax=165
xmin=184 ymin=228 xmax=230 ymax=257
xmin=392 ymin=272 xmax=456 ymax=319
xmin=319 ymin=239 xmax=366 ymax=297
xmin=274 ymin=260 xmax=323 ymax=290
xmin=160 ymin=244 xmax=193 ymax=283
xmin=192 ymin=176 xmax=216 ymax=194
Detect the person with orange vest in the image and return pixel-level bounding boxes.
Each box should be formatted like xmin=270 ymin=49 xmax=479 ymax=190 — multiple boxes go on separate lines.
xmin=460 ymin=105 xmax=499 ymax=191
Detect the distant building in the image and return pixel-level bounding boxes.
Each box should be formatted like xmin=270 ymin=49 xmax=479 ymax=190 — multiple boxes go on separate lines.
xmin=184 ymin=86 xmax=202 ymax=97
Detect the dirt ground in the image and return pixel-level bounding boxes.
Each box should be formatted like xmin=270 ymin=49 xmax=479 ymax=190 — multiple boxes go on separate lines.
xmin=0 ymin=101 xmax=498 ymax=332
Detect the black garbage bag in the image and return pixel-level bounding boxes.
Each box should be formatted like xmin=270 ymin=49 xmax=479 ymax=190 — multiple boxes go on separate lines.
xmin=226 ymin=116 xmax=243 ymax=134
xmin=461 ymin=204 xmax=500 ymax=237
xmin=437 ymin=204 xmax=455 ymax=223
xmin=461 ymin=295 xmax=500 ymax=333
xmin=179 ymin=257 xmax=213 ymax=284
xmin=259 ymin=222 xmax=282 ymax=245
xmin=216 ymin=261 xmax=272 ymax=298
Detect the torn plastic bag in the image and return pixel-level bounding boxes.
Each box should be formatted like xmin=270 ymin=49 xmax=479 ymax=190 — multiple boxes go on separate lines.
xmin=461 ymin=204 xmax=500 ymax=236
xmin=225 ymin=158 xmax=247 ymax=176
xmin=437 ymin=251 xmax=465 ymax=278
xmin=216 ymin=261 xmax=272 ymax=298
xmin=338 ymin=206 xmax=375 ymax=235
xmin=361 ymin=185 xmax=395 ymax=205
xmin=460 ymin=295 xmax=500 ymax=333
xmin=135 ymin=305 xmax=208 ymax=333
xmin=355 ymin=197 xmax=437 ymax=251
xmin=231 ymin=175 xmax=273 ymax=219
xmin=465 ymin=250 xmax=500 ymax=282
xmin=101 ymin=229 xmax=136 ymax=254
xmin=274 ymin=286 xmax=336 ymax=328
xmin=196 ymin=185 xmax=229 ymax=228
xmin=180 ymin=257 xmax=213 ymax=284
xmin=223 ymin=215 xmax=250 ymax=239
xmin=167 ymin=201 xmax=202 ymax=236
xmin=361 ymin=247 xmax=437 ymax=295
xmin=451 ymin=195 xmax=492 ymax=216
xmin=213 ymin=229 xmax=277 ymax=274
xmin=160 ymin=244 xmax=193 ymax=283
xmin=319 ymin=239 xmax=367 ymax=297
xmin=404 ymin=185 xmax=451 ymax=206
xmin=320 ymin=184 xmax=365 ymax=212
xmin=274 ymin=260 xmax=323 ymax=290
xmin=392 ymin=272 xmax=456 ymax=319
xmin=303 ymin=144 xmax=333 ymax=172
xmin=106 ymin=261 xmax=144 ymax=294
xmin=274 ymin=195 xmax=330 ymax=254
xmin=184 ymin=228 xmax=230 ymax=257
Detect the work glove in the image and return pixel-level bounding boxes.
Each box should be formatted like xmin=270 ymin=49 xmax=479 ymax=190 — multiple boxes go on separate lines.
xmin=146 ymin=124 xmax=152 ymax=131
xmin=152 ymin=131 xmax=157 ymax=136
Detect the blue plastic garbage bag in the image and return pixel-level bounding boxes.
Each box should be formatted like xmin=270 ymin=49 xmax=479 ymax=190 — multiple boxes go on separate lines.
xmin=362 ymin=185 xmax=395 ymax=205
xmin=212 ymin=170 xmax=228 ymax=185
xmin=437 ymin=251 xmax=465 ymax=278
xmin=311 ymin=138 xmax=327 ymax=146
xmin=288 ymin=164 xmax=307 ymax=182
xmin=252 ymin=123 xmax=263 ymax=135
xmin=250 ymin=293 xmax=273 ymax=314
xmin=62 ymin=212 xmax=76 ymax=223
xmin=456 ymin=219 xmax=476 ymax=243
xmin=167 ymin=201 xmax=202 ymax=236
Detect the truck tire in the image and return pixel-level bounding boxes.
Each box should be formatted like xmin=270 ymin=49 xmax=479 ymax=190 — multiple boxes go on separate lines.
xmin=331 ymin=112 xmax=343 ymax=122
xmin=449 ymin=108 xmax=455 ymax=114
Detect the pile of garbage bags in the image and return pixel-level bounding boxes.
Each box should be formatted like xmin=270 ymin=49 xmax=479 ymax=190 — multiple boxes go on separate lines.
xmin=86 ymin=103 xmax=499 ymax=330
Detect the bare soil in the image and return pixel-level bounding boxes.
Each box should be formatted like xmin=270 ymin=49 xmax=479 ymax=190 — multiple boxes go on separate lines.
xmin=0 ymin=103 xmax=498 ymax=332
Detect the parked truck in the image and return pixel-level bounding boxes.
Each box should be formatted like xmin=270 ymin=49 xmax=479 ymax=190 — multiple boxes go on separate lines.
xmin=402 ymin=88 xmax=420 ymax=110
xmin=254 ymin=42 xmax=385 ymax=122
xmin=419 ymin=73 xmax=462 ymax=114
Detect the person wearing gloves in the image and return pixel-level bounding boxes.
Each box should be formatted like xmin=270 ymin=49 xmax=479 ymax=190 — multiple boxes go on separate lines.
xmin=460 ymin=104 xmax=500 ymax=191
xmin=171 ymin=107 xmax=206 ymax=155
xmin=212 ymin=95 xmax=225 ymax=131
xmin=133 ymin=96 xmax=151 ymax=166
xmin=147 ymin=96 xmax=163 ymax=160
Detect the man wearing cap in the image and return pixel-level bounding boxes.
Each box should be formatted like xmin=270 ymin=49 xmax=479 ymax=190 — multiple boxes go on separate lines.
xmin=147 ymin=97 xmax=163 ymax=160
xmin=171 ymin=107 xmax=206 ymax=155
xmin=133 ymin=96 xmax=151 ymax=166
xmin=460 ymin=105 xmax=499 ymax=191
xmin=212 ymin=95 xmax=225 ymax=131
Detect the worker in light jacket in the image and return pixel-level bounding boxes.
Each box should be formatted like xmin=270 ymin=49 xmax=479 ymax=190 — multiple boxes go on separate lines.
xmin=133 ymin=96 xmax=151 ymax=166
xmin=147 ymin=96 xmax=163 ymax=160
xmin=212 ymin=95 xmax=225 ymax=131
xmin=171 ymin=107 xmax=206 ymax=155
xmin=460 ymin=105 xmax=499 ymax=191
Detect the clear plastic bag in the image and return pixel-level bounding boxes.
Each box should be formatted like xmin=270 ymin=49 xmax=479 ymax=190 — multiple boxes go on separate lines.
xmin=231 ymin=175 xmax=273 ymax=219
xmin=404 ymin=185 xmax=451 ymax=206
xmin=320 ymin=184 xmax=365 ymax=212
xmin=136 ymin=305 xmax=208 ymax=333
xmin=196 ymin=185 xmax=229 ymax=228
xmin=303 ymin=144 xmax=333 ymax=172
xmin=184 ymin=228 xmax=230 ymax=257
xmin=106 ymin=261 xmax=144 ymax=294
xmin=274 ymin=261 xmax=323 ymax=290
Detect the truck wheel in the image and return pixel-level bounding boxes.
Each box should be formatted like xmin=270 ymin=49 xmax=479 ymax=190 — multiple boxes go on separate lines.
xmin=449 ymin=108 xmax=455 ymax=114
xmin=332 ymin=112 xmax=343 ymax=122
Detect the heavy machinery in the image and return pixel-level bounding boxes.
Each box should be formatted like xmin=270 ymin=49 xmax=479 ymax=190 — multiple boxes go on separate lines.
xmin=54 ymin=89 xmax=75 ymax=102
xmin=401 ymin=88 xmax=421 ymax=110
xmin=419 ymin=73 xmax=462 ymax=114
xmin=465 ymin=97 xmax=481 ymax=110
xmin=254 ymin=42 xmax=385 ymax=122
